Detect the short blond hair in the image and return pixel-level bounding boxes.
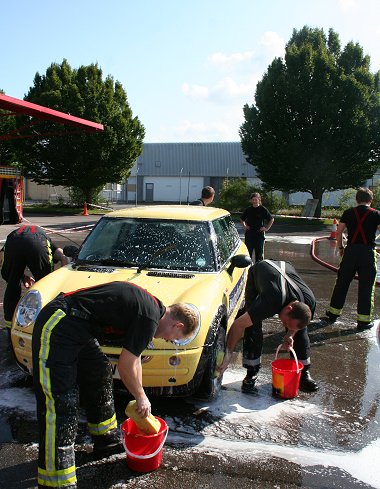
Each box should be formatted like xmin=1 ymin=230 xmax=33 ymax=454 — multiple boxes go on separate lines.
xmin=169 ymin=303 xmax=198 ymax=336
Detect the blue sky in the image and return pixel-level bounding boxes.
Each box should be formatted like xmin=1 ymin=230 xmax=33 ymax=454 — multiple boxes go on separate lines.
xmin=1 ymin=0 xmax=380 ymax=142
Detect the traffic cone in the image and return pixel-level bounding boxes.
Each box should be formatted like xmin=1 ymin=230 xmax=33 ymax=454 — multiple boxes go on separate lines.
xmin=329 ymin=218 xmax=337 ymax=240
xmin=82 ymin=202 xmax=89 ymax=216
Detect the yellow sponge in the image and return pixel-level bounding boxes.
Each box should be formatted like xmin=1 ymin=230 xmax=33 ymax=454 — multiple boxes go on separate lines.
xmin=125 ymin=400 xmax=161 ymax=435
xmin=214 ymin=351 xmax=225 ymax=378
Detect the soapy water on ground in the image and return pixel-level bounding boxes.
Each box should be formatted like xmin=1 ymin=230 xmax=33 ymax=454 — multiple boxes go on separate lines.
xmin=1 ymin=354 xmax=379 ymax=489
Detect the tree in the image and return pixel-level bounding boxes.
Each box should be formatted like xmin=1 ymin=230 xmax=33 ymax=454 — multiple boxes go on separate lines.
xmin=0 ymin=89 xmax=18 ymax=166
xmin=240 ymin=26 xmax=380 ymax=217
xmin=17 ymin=60 xmax=145 ymax=203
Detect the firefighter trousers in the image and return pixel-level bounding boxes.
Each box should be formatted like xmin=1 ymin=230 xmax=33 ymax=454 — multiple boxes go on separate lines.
xmin=32 ymin=298 xmax=117 ymax=489
xmin=328 ymin=244 xmax=377 ymax=323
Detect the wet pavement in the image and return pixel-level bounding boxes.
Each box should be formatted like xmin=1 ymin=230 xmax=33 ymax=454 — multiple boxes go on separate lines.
xmin=0 ymin=213 xmax=379 ymax=489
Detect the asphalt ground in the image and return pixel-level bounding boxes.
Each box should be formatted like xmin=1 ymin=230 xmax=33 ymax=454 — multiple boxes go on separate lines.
xmin=0 ymin=211 xmax=379 ymax=489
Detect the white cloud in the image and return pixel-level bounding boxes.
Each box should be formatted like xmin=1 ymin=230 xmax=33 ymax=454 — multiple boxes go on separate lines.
xmin=182 ymin=31 xmax=284 ymax=103
xmin=150 ymin=116 xmax=243 ymax=143
xmin=258 ymin=31 xmax=285 ymax=60
xmin=207 ymin=31 xmax=285 ymax=71
xmin=208 ymin=51 xmax=254 ymax=68
xmin=338 ymin=0 xmax=359 ymax=11
xmin=181 ymin=82 xmax=209 ymax=99
xmin=212 ymin=76 xmax=255 ymax=98
xmin=182 ymin=75 xmax=257 ymax=103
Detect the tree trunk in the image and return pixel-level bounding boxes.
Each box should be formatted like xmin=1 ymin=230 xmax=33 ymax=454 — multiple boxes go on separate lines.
xmin=311 ymin=190 xmax=324 ymax=218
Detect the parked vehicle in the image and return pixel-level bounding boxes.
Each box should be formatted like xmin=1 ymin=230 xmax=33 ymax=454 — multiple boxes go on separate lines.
xmin=11 ymin=205 xmax=251 ymax=399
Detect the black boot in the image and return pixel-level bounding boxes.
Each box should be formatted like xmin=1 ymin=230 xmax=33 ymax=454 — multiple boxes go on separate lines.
xmin=321 ymin=311 xmax=339 ymax=324
xmin=92 ymin=428 xmax=123 ymax=460
xmin=241 ymin=366 xmax=260 ymax=393
xmin=299 ymin=366 xmax=319 ymax=392
xmin=357 ymin=321 xmax=374 ymax=331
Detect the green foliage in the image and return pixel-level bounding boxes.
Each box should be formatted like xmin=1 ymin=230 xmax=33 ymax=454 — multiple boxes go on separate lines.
xmin=338 ymin=188 xmax=356 ymax=210
xmin=0 ymin=89 xmax=19 ymax=166
xmin=240 ymin=26 xmax=380 ymax=218
xmin=16 ymin=60 xmax=145 ymax=202
xmin=218 ymin=179 xmax=287 ymax=213
xmin=68 ymin=186 xmax=103 ymax=206
xmin=261 ymin=188 xmax=288 ymax=214
xmin=218 ymin=178 xmax=253 ymax=211
xmin=371 ymin=181 xmax=380 ymax=209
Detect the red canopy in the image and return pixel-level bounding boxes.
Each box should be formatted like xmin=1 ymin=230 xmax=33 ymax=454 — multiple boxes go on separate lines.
xmin=0 ymin=93 xmax=104 ymax=140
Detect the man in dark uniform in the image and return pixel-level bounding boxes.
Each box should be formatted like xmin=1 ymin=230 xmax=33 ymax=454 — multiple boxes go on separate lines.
xmin=219 ymin=259 xmax=318 ymax=392
xmin=190 ymin=186 xmax=215 ymax=206
xmin=1 ymin=225 xmax=68 ymax=329
xmin=325 ymin=187 xmax=380 ymax=330
xmin=32 ymin=281 xmax=198 ymax=489
xmin=240 ymin=192 xmax=274 ymax=262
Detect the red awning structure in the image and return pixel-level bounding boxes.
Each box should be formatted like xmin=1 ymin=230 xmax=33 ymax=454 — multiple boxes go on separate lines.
xmin=0 ymin=93 xmax=104 ymax=140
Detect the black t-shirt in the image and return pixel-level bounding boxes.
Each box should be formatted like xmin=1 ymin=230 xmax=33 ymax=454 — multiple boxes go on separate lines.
xmin=64 ymin=282 xmax=165 ymax=356
xmin=190 ymin=199 xmax=204 ymax=206
xmin=245 ymin=260 xmax=316 ymax=323
xmin=6 ymin=225 xmax=57 ymax=255
xmin=340 ymin=205 xmax=380 ymax=248
xmin=241 ymin=205 xmax=272 ymax=233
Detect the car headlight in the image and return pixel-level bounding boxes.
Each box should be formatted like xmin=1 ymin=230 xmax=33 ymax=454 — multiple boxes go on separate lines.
xmin=172 ymin=304 xmax=201 ymax=346
xmin=15 ymin=290 xmax=42 ymax=328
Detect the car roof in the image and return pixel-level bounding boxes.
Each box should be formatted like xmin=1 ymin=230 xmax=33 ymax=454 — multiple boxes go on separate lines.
xmin=105 ymin=205 xmax=230 ymax=221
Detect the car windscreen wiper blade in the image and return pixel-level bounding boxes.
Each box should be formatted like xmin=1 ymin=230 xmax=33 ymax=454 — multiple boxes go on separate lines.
xmin=98 ymin=258 xmax=137 ymax=266
xmin=137 ymin=243 xmax=177 ymax=273
xmin=73 ymin=258 xmax=136 ymax=267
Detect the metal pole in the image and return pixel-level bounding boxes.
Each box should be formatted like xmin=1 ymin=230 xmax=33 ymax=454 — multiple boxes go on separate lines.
xmin=187 ymin=171 xmax=191 ymax=204
xmin=179 ymin=168 xmax=183 ymax=204
xmin=135 ymin=167 xmax=139 ymax=206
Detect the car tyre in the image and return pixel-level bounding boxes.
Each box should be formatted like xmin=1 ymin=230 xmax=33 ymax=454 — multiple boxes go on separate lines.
xmin=195 ymin=324 xmax=226 ymax=401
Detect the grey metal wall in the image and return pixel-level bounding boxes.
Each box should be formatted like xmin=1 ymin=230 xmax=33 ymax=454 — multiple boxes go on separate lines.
xmin=135 ymin=142 xmax=256 ymax=178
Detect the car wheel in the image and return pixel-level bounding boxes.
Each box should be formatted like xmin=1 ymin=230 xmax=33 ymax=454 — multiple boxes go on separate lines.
xmin=196 ymin=324 xmax=226 ymax=401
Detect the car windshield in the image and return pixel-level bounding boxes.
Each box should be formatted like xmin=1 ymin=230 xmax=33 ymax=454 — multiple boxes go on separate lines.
xmin=77 ymin=217 xmax=215 ymax=272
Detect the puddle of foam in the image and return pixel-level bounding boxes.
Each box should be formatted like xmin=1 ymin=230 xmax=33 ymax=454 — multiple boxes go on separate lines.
xmin=0 ymin=387 xmax=36 ymax=414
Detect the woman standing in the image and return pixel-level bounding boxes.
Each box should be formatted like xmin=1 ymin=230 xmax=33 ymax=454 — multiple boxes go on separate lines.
xmin=240 ymin=192 xmax=274 ymax=262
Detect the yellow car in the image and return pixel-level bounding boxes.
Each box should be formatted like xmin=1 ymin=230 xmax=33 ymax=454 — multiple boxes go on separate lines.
xmin=11 ymin=205 xmax=251 ymax=399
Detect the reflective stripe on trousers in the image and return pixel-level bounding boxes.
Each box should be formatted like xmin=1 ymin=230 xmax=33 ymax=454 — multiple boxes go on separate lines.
xmin=37 ymin=309 xmax=77 ymax=488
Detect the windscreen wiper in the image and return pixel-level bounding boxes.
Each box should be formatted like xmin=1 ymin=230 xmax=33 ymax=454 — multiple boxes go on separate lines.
xmin=137 ymin=243 xmax=177 ymax=273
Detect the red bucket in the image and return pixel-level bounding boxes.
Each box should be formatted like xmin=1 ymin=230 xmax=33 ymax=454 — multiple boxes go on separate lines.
xmin=121 ymin=417 xmax=168 ymax=472
xmin=272 ymin=346 xmax=303 ymax=399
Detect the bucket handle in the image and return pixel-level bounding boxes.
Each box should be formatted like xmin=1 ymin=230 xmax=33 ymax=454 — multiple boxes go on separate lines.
xmin=275 ymin=345 xmax=301 ymax=374
xmin=121 ymin=425 xmax=169 ymax=460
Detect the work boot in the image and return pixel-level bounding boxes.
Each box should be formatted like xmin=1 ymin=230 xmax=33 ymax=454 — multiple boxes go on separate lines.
xmin=92 ymin=428 xmax=123 ymax=460
xmin=321 ymin=311 xmax=339 ymax=324
xmin=241 ymin=366 xmax=260 ymax=394
xmin=299 ymin=366 xmax=319 ymax=392
xmin=357 ymin=321 xmax=374 ymax=331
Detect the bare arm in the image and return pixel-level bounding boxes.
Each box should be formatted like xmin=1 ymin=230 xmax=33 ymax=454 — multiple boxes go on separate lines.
xmin=53 ymin=247 xmax=70 ymax=266
xmin=261 ymin=217 xmax=274 ymax=232
xmin=218 ymin=312 xmax=253 ymax=374
xmin=118 ymin=348 xmax=151 ymax=417
xmin=336 ymin=222 xmax=347 ymax=256
xmin=240 ymin=218 xmax=249 ymax=231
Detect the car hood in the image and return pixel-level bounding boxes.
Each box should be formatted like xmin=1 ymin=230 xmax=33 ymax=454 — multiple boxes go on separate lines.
xmin=28 ymin=264 xmax=228 ymax=348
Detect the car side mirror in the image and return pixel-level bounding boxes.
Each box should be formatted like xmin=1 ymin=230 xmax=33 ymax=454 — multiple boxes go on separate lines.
xmin=227 ymin=254 xmax=252 ymax=275
xmin=63 ymin=245 xmax=80 ymax=259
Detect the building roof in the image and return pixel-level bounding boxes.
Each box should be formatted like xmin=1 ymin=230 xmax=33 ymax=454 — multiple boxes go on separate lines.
xmin=0 ymin=93 xmax=104 ymax=140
